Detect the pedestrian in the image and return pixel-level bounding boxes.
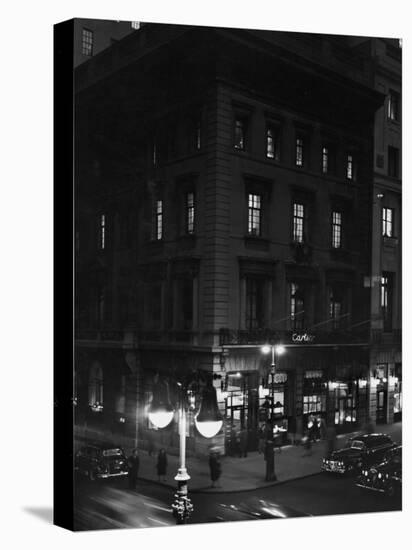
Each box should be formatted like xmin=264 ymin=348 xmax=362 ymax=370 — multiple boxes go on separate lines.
xmin=258 ymin=424 xmax=266 ymax=454
xmin=209 ymin=450 xmax=222 ymax=488
xmin=239 ymin=428 xmax=248 ymax=458
xmin=319 ymin=417 xmax=327 ymax=440
xmin=326 ymin=425 xmax=337 ymax=456
xmin=127 ymin=448 xmax=140 ymax=490
xmin=301 ymin=429 xmax=312 ymax=456
xmin=156 ymin=448 xmax=168 ymax=481
xmin=264 ymin=438 xmax=276 ymax=481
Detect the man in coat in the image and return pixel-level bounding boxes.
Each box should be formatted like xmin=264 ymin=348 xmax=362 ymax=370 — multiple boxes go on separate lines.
xmin=127 ymin=448 xmax=140 ymax=490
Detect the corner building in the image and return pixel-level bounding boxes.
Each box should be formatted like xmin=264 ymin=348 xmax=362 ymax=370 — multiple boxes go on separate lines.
xmin=75 ymin=24 xmax=387 ymax=456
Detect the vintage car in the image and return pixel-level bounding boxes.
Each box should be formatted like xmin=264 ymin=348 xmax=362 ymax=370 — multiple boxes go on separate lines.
xmin=75 ymin=442 xmax=129 ymax=481
xmin=322 ymin=433 xmax=395 ymax=475
xmin=208 ymin=498 xmax=310 ymax=522
xmin=356 ymin=445 xmax=402 ymax=497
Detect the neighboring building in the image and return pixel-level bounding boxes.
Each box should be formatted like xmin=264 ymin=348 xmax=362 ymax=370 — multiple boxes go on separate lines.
xmin=73 ymin=18 xmax=139 ymax=67
xmin=74 ymin=23 xmax=390 ymax=457
xmin=348 ymin=37 xmax=402 ymax=426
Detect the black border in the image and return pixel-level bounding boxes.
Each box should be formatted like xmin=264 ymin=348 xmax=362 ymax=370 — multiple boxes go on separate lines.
xmin=53 ymin=18 xmax=75 ymax=531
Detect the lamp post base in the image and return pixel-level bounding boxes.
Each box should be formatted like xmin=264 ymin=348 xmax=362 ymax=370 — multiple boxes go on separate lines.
xmin=172 ymin=476 xmax=193 ymax=525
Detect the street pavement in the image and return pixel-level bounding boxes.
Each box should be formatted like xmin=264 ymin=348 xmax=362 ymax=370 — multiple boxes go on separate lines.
xmin=136 ymin=422 xmax=402 ymax=493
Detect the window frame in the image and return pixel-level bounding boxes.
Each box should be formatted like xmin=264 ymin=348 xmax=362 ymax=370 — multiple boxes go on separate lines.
xmin=331 ymin=210 xmax=342 ymax=249
xmin=382 ymin=207 xmax=394 ymax=237
xmin=245 ymin=277 xmax=265 ymax=330
xmin=152 ymin=199 xmax=163 ymax=241
xmin=234 ymin=117 xmax=247 ymax=151
xmin=387 ymin=89 xmax=400 ymax=122
xmin=290 ymin=282 xmax=305 ymax=330
xmin=82 ymin=28 xmax=93 ymax=57
xmin=292 ymin=202 xmax=305 ymax=243
xmin=388 ymin=146 xmax=400 ymax=178
xmin=247 ymin=193 xmax=262 ymax=237
xmin=380 ymin=272 xmax=394 ymax=332
xmin=185 ymin=191 xmax=195 ymax=235
xmin=265 ymin=123 xmax=280 ymax=160
xmin=295 ymin=136 xmax=304 ymax=167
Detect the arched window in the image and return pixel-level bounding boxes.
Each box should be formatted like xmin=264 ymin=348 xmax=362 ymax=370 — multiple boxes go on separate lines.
xmin=88 ymin=362 xmax=103 ymax=411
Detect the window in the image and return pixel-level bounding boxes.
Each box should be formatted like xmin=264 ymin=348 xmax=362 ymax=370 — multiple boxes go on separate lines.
xmin=99 ymin=214 xmax=106 ymax=249
xmin=131 ymin=21 xmax=140 ymax=29
xmin=88 ymin=363 xmax=103 ymax=410
xmin=382 ymin=207 xmax=394 ymax=237
xmin=293 ymin=203 xmax=305 ymax=243
xmin=152 ymin=199 xmax=163 ymax=240
xmin=195 ymin=119 xmax=201 ymax=150
xmin=329 ymin=297 xmax=342 ymax=330
xmin=234 ymin=118 xmax=246 ymax=150
xmin=380 ymin=273 xmax=394 ymax=331
xmin=295 ymin=137 xmax=304 ymax=167
xmin=246 ymin=278 xmax=265 ymax=329
xmin=388 ymin=146 xmax=399 ymax=178
xmin=248 ymin=193 xmax=262 ymax=236
xmin=186 ymin=192 xmax=195 ymax=234
xmin=290 ymin=282 xmax=304 ymax=330
xmin=331 ymin=211 xmax=342 ymax=248
xmin=387 ymin=90 xmax=400 ymax=121
xmin=266 ymin=125 xmax=279 ymax=160
xmin=82 ymin=28 xmax=93 ymax=56
xmin=322 ymin=147 xmax=329 ymax=174
xmin=346 ymin=154 xmax=354 ymax=180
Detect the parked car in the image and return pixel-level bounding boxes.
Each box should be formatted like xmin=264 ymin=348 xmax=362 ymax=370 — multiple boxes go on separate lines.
xmin=356 ymin=445 xmax=402 ymax=497
xmin=322 ymin=433 xmax=395 ymax=475
xmin=75 ymin=442 xmax=128 ymax=481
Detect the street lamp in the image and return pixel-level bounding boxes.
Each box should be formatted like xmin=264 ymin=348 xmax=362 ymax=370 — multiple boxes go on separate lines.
xmin=148 ymin=376 xmax=223 ymax=524
xmin=261 ymin=344 xmax=286 ymax=481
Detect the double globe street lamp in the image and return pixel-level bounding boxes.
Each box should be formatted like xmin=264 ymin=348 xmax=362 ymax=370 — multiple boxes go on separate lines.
xmin=148 ymin=376 xmax=223 ymax=524
xmin=261 ymin=344 xmax=286 ymax=481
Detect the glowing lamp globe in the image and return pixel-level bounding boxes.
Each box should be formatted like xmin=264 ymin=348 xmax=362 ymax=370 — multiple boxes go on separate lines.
xmin=195 ymin=384 xmax=223 ymax=438
xmin=261 ymin=345 xmax=271 ymax=355
xmin=148 ymin=380 xmax=174 ymax=429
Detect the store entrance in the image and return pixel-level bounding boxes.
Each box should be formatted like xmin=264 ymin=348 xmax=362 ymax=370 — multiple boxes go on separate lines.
xmin=224 ymin=371 xmax=259 ymax=454
xmin=376 ymin=388 xmax=387 ymax=424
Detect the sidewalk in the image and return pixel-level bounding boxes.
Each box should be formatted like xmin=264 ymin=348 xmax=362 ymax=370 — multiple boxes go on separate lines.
xmin=137 ymin=422 xmax=402 ymax=494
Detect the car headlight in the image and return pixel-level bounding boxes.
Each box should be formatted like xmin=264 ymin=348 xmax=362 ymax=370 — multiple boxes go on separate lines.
xmin=378 ymin=473 xmax=382 ymax=479
xmin=363 ymin=470 xmax=368 ymax=476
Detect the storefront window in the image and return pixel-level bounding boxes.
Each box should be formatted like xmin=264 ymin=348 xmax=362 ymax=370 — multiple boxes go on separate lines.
xmin=334 ymin=382 xmax=358 ymax=426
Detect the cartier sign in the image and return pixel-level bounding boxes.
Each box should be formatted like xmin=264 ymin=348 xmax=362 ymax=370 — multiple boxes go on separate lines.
xmin=292 ymin=332 xmax=315 ymax=343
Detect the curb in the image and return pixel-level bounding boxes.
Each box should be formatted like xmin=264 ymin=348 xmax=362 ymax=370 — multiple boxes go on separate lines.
xmin=137 ymin=470 xmax=322 ymax=495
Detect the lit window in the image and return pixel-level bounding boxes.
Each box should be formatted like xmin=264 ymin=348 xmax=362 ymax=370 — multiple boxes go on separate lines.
xmin=293 ymin=202 xmax=304 ymax=243
xmin=99 ymin=214 xmax=106 ymax=249
xmin=131 ymin=21 xmax=140 ymax=29
xmin=82 ymin=28 xmax=93 ymax=56
xmin=380 ymin=273 xmax=393 ymax=331
xmin=152 ymin=199 xmax=163 ymax=240
xmin=346 ymin=154 xmax=354 ymax=180
xmin=296 ymin=137 xmax=304 ymax=167
xmin=387 ymin=90 xmax=400 ymax=121
xmin=332 ymin=211 xmax=342 ymax=248
xmin=248 ymin=193 xmax=262 ymax=236
xmin=290 ymin=282 xmax=304 ymax=330
xmin=382 ymin=207 xmax=394 ymax=237
xmin=266 ymin=126 xmax=279 ymax=159
xmin=322 ymin=147 xmax=328 ymax=174
xmin=234 ymin=119 xmax=246 ymax=150
xmin=186 ymin=192 xmax=195 ymax=234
